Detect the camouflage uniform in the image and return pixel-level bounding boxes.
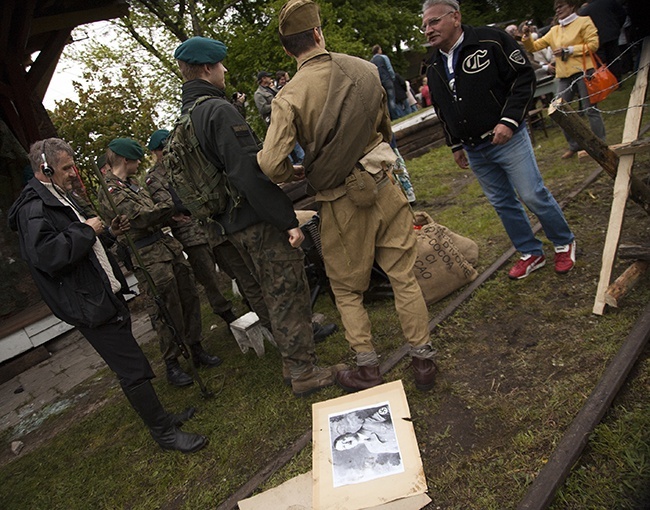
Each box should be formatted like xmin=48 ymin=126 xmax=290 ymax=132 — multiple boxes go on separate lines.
xmin=146 ymin=162 xmax=233 ymax=317
xmin=97 ymin=170 xmax=203 ymax=362
xmin=205 ymin=224 xmax=272 ymax=330
xmin=228 ymin=222 xmax=314 ymax=366
xmin=182 ymin=78 xmax=316 ymax=378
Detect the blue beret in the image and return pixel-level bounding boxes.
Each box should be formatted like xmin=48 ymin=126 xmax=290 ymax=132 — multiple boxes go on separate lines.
xmin=108 ymin=138 xmax=145 ymax=160
xmin=174 ymin=37 xmax=228 ymax=64
xmin=148 ymin=129 xmax=170 ymax=150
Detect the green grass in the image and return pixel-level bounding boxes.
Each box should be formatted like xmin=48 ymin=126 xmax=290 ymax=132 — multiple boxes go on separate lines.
xmin=1 ymin=83 xmax=649 ymax=509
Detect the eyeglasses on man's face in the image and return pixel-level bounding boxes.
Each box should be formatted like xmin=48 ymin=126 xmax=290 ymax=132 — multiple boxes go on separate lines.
xmin=421 ymin=11 xmax=455 ymax=32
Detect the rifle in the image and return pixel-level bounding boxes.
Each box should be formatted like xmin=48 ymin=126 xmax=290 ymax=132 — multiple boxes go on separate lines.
xmin=91 ymin=163 xmax=213 ymax=398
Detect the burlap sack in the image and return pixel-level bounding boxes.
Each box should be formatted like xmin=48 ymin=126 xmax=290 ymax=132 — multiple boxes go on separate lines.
xmin=413 ymin=211 xmax=479 ymax=265
xmin=412 ymin=211 xmax=479 ymax=304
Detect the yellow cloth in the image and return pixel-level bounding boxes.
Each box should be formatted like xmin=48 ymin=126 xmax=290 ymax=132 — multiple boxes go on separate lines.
xmin=522 ymin=16 xmax=599 ymax=78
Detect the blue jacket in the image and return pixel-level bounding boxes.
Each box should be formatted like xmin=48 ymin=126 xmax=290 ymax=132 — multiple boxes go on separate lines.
xmin=8 ymin=178 xmax=127 ymax=328
xmin=425 ymin=25 xmax=536 ymax=151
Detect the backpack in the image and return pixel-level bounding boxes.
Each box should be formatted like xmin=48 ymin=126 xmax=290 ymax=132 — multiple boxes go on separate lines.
xmin=164 ymin=96 xmax=241 ymax=221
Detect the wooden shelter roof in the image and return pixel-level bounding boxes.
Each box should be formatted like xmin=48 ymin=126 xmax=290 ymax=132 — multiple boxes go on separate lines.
xmin=1 ymin=0 xmax=129 ymax=149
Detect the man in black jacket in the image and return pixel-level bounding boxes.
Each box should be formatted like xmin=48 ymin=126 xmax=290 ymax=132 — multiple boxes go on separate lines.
xmin=422 ymin=0 xmax=576 ymax=280
xmin=8 ymin=138 xmax=206 ymax=453
xmin=172 ymin=36 xmax=345 ymax=396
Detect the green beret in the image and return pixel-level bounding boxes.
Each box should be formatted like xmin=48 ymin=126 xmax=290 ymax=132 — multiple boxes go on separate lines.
xmin=108 ymin=138 xmax=144 ymax=160
xmin=174 ymin=37 xmax=228 ymax=64
xmin=96 ymin=154 xmax=107 ymax=169
xmin=148 ymin=129 xmax=170 ymax=150
xmin=279 ymin=0 xmax=321 ymax=36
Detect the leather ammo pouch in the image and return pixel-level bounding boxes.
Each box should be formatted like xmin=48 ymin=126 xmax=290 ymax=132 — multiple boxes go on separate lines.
xmin=345 ymin=142 xmax=397 ymax=208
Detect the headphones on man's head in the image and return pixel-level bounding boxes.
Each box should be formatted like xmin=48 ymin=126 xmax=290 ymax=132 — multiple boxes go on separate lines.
xmin=41 ymin=140 xmax=54 ymax=177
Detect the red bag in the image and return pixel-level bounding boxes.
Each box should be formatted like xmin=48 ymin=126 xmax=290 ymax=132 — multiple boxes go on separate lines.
xmin=582 ymin=46 xmax=618 ymax=105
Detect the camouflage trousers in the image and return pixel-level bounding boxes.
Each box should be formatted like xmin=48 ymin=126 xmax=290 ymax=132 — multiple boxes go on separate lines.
xmin=211 ymin=238 xmax=272 ymax=330
xmin=228 ymin=222 xmax=315 ymax=375
xmin=183 ymin=243 xmax=232 ymax=316
xmin=320 ymin=177 xmax=431 ymax=360
xmin=136 ymin=247 xmax=203 ymax=361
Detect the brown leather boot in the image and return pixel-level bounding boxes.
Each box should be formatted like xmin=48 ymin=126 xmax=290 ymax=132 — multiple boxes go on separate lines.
xmin=411 ymin=357 xmax=437 ymax=391
xmin=291 ymin=364 xmax=348 ymax=397
xmin=336 ymin=365 xmax=384 ymax=393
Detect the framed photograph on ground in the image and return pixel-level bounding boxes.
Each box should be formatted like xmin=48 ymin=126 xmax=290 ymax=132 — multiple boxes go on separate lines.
xmin=312 ymin=380 xmax=427 ymax=510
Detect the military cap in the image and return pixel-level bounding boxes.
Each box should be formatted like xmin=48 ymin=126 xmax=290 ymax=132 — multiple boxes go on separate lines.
xmin=148 ymin=129 xmax=170 ymax=150
xmin=278 ymin=0 xmax=321 ymax=36
xmin=257 ymin=71 xmax=273 ymax=82
xmin=108 ymin=138 xmax=144 ymax=160
xmin=174 ymin=36 xmax=228 ymax=64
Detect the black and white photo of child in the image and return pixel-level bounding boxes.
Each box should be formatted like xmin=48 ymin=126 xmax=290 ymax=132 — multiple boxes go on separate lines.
xmin=328 ymin=402 xmax=404 ymax=487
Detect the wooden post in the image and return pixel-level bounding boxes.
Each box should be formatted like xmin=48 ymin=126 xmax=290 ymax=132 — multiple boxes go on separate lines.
xmin=605 ymin=261 xmax=650 ymax=308
xmin=593 ymin=36 xmax=650 ymax=315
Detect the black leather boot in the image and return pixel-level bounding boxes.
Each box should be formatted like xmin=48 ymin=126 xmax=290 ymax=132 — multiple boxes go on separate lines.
xmin=219 ymin=310 xmax=238 ymax=324
xmin=336 ymin=365 xmax=384 ymax=392
xmin=165 ymin=358 xmax=193 ymax=387
xmin=123 ymin=381 xmax=207 ymax=453
xmin=190 ymin=343 xmax=223 ymax=368
xmin=169 ymin=407 xmax=196 ymax=426
xmin=312 ymin=322 xmax=338 ymax=343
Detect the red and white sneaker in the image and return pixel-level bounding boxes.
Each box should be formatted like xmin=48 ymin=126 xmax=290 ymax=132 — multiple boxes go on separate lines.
xmin=508 ymin=254 xmax=546 ymax=280
xmin=554 ymin=241 xmax=576 ymax=274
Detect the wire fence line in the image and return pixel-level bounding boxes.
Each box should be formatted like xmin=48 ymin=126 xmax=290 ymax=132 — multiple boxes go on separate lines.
xmin=550 ymin=39 xmax=648 ymax=116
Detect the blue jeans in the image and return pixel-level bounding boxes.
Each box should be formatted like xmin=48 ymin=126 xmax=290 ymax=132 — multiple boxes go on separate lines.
xmin=465 ymin=127 xmax=574 ymax=255
xmin=557 ymin=70 xmax=606 ymax=152
xmin=383 ymin=82 xmax=400 ymax=120
xmin=290 ymin=142 xmax=305 ymax=164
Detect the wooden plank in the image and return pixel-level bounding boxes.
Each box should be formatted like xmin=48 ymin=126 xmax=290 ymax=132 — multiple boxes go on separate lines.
xmin=593 ymin=36 xmax=650 ymax=315
xmin=618 ymin=244 xmax=650 ymax=260
xmin=0 ymin=300 xmax=52 ymax=337
xmin=24 ymin=314 xmax=61 ymax=337
xmin=517 ymin=301 xmax=650 ymax=510
xmin=30 ymin=321 xmax=74 ymax=347
xmin=0 ymin=330 xmax=33 ymax=364
xmin=577 ymin=137 xmax=650 ymax=159
xmin=0 ymin=345 xmax=50 ymax=385
xmin=605 ymin=260 xmax=649 ymax=307
xmin=30 ymin=2 xmax=129 ymax=35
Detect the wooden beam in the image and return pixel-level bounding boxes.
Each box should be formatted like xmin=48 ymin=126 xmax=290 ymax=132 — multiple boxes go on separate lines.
xmin=11 ymin=0 xmax=37 ymax=58
xmin=30 ymin=2 xmax=130 ymax=36
xmin=548 ymin=99 xmax=650 ymax=215
xmin=27 ymin=29 xmax=72 ymax=100
xmin=593 ymin=36 xmax=650 ymax=315
xmin=516 ymin=301 xmax=650 ymax=510
xmin=618 ymin=244 xmax=650 ymax=260
xmin=605 ymin=261 xmax=650 ymax=308
xmin=578 ymin=137 xmax=650 ymax=158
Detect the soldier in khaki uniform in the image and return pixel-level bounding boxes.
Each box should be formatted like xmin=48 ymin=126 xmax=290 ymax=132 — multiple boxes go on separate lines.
xmin=145 ymin=129 xmax=237 ymax=326
xmin=97 ymin=138 xmax=223 ymax=387
xmin=257 ymin=0 xmax=437 ymax=392
xmin=171 ymin=36 xmax=346 ymax=396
